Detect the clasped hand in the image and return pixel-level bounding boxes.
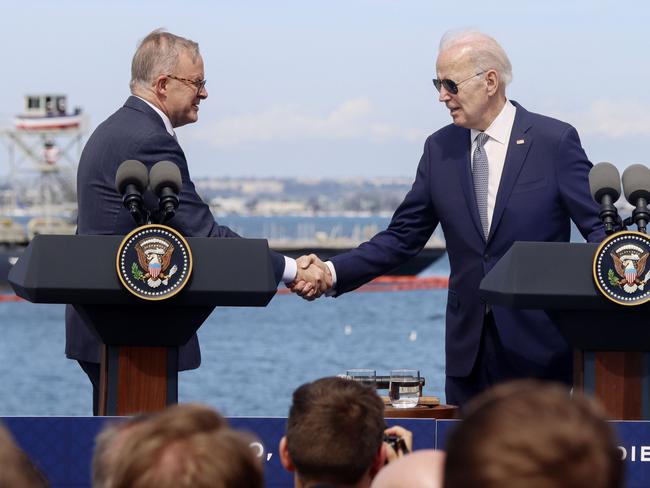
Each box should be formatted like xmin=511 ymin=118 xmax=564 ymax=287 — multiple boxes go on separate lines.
xmin=288 ymin=254 xmax=332 ymax=300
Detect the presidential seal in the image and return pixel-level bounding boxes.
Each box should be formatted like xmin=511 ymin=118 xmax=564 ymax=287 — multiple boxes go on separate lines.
xmin=116 ymin=224 xmax=192 ymax=301
xmin=593 ymin=230 xmax=650 ymax=306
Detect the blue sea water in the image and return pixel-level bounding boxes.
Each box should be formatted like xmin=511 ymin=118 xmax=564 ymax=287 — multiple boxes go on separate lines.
xmin=0 ymin=216 xmax=450 ymax=416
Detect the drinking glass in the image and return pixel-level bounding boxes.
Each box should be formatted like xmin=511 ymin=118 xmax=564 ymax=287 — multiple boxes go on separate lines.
xmin=389 ymin=369 xmax=420 ymax=408
xmin=346 ymin=369 xmax=377 ymax=387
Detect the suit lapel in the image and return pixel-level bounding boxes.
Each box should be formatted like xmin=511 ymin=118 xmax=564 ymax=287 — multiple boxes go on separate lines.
xmin=488 ymin=102 xmax=533 ymax=242
xmin=457 ymin=128 xmax=487 ymax=241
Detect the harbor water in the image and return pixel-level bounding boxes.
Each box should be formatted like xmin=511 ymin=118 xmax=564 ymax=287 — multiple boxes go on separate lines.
xmin=0 ymin=216 xmax=449 ymax=416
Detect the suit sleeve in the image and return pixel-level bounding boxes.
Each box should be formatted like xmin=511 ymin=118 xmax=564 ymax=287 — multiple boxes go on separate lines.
xmin=330 ymin=139 xmax=439 ymax=294
xmin=554 ymin=126 xmax=606 ymax=243
xmin=137 ymin=131 xmax=240 ymax=238
xmin=137 ymin=132 xmax=284 ymax=284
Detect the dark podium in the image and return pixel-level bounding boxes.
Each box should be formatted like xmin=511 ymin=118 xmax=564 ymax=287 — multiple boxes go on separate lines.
xmin=9 ymin=234 xmax=277 ymax=416
xmin=480 ymin=241 xmax=650 ymax=420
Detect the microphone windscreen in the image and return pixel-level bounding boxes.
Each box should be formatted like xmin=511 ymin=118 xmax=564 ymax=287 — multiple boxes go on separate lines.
xmin=622 ymin=164 xmax=650 ymax=203
xmin=589 ymin=162 xmax=621 ymax=202
xmin=115 ymin=160 xmax=148 ymax=194
xmin=149 ymin=160 xmax=182 ymax=195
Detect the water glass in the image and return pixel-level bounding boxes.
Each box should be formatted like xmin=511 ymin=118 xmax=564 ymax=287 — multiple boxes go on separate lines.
xmin=389 ymin=369 xmax=420 ymax=408
xmin=346 ymin=369 xmax=377 ymax=387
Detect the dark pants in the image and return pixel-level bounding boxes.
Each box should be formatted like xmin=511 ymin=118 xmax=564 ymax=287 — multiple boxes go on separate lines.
xmin=445 ymin=312 xmax=520 ymax=409
xmin=78 ymin=360 xmax=100 ymax=416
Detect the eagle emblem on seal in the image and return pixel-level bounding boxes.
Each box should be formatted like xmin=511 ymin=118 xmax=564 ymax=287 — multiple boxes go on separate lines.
xmin=609 ymin=244 xmax=650 ymax=293
xmin=133 ymin=237 xmax=178 ymax=288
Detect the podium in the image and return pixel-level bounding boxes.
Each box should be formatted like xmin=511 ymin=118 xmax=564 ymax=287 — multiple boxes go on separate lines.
xmin=9 ymin=234 xmax=277 ymax=416
xmin=480 ymin=241 xmax=650 ymax=420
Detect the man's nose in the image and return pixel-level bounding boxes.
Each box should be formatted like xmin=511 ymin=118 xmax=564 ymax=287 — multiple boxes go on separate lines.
xmin=199 ymin=86 xmax=208 ymax=100
xmin=438 ymin=86 xmax=451 ymax=103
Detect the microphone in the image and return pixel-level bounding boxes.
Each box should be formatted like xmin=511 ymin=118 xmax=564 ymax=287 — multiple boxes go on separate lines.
xmin=589 ymin=162 xmax=621 ymax=235
xmin=149 ymin=160 xmax=182 ymax=223
xmin=622 ymin=164 xmax=650 ymax=233
xmin=115 ymin=159 xmax=149 ymax=225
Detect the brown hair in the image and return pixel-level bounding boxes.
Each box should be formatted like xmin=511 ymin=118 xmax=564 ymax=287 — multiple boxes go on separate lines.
xmin=443 ymin=380 xmax=624 ymax=488
xmin=130 ymin=29 xmax=200 ymax=94
xmin=286 ymin=377 xmax=385 ymax=485
xmin=98 ymin=404 xmax=262 ymax=488
xmin=92 ymin=414 xmax=152 ymax=488
xmin=0 ymin=423 xmax=48 ymax=487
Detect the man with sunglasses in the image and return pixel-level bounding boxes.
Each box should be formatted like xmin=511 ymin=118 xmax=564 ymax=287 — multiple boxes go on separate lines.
xmin=65 ymin=29 xmax=322 ymax=414
xmin=292 ymin=30 xmax=605 ymax=407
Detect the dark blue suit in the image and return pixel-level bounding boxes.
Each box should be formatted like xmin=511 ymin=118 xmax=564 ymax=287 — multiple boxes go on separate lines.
xmin=331 ymin=102 xmax=604 ymax=402
xmin=66 ymin=96 xmax=284 ymax=372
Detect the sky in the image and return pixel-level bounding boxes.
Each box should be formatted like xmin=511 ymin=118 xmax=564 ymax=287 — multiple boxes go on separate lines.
xmin=0 ymin=0 xmax=648 ymax=178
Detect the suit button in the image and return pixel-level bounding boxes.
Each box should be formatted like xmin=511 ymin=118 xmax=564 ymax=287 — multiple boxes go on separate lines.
xmin=483 ymin=254 xmax=489 ymax=260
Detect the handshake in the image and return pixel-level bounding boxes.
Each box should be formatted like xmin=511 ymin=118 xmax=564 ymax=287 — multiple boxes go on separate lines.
xmin=288 ymin=254 xmax=333 ymax=300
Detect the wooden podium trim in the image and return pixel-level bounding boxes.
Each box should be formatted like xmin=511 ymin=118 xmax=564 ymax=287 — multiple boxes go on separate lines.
xmin=595 ymin=351 xmax=642 ymax=420
xmin=99 ymin=345 xmax=178 ymax=416
xmin=576 ymin=350 xmax=645 ymax=420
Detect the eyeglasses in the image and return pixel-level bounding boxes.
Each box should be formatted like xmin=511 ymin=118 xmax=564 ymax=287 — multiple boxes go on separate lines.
xmin=432 ymin=72 xmax=485 ymax=95
xmin=166 ymin=74 xmax=207 ymax=96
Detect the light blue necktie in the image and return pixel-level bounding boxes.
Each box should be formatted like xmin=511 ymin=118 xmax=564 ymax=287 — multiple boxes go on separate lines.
xmin=472 ymin=132 xmax=490 ymax=238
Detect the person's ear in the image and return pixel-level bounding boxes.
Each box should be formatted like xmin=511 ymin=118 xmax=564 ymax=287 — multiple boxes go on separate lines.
xmin=153 ymin=75 xmax=168 ymax=96
xmin=279 ymin=436 xmax=295 ymax=472
xmin=369 ymin=443 xmax=388 ymax=478
xmin=485 ymin=69 xmax=499 ymax=96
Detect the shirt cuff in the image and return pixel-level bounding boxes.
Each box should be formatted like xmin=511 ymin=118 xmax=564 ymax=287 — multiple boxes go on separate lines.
xmin=282 ymin=256 xmax=297 ymax=283
xmin=325 ymin=260 xmax=337 ymax=292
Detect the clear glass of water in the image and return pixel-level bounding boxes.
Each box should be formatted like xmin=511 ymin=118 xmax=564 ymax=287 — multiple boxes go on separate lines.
xmin=346 ymin=369 xmax=377 ymax=388
xmin=389 ymin=369 xmax=420 ymax=408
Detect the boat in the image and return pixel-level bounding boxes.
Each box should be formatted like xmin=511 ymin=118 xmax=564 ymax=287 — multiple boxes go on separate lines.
xmin=13 ymin=94 xmax=84 ymax=131
xmin=270 ymin=233 xmax=446 ymax=276
xmin=0 ymin=219 xmax=27 ymax=289
xmin=1 ymin=95 xmax=446 ymax=289
xmin=26 ymin=216 xmax=76 ymax=240
xmin=1 ymin=228 xmax=445 ymax=289
xmin=1 ymin=94 xmax=85 ymax=289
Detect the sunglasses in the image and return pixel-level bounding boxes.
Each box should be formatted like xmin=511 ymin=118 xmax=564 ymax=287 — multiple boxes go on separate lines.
xmin=432 ymin=71 xmax=485 ymax=95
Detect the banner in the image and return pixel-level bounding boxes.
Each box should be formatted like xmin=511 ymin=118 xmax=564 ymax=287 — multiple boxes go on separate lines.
xmin=4 ymin=417 xmax=648 ymax=487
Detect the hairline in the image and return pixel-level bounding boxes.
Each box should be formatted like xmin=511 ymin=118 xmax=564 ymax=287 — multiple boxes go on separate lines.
xmin=129 ymin=29 xmax=202 ymax=95
xmin=438 ymin=29 xmax=512 ymax=87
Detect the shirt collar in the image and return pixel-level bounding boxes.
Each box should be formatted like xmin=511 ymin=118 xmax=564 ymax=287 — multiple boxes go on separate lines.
xmin=470 ymin=100 xmax=516 ymax=145
xmin=134 ymin=96 xmax=176 ymax=138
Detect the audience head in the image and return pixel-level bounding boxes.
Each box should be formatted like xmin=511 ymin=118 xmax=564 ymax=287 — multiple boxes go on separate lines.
xmin=92 ymin=414 xmax=150 ymax=488
xmin=443 ymin=380 xmax=624 ymax=488
xmin=280 ymin=376 xmax=386 ymax=487
xmin=0 ymin=422 xmax=48 ymax=487
xmin=371 ymin=449 xmax=445 ymax=488
xmin=92 ymin=403 xmax=263 ymax=488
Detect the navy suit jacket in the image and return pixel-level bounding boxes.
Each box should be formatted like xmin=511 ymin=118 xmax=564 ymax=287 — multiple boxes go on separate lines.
xmin=331 ymin=102 xmax=605 ymax=379
xmin=65 ymin=96 xmax=284 ymax=370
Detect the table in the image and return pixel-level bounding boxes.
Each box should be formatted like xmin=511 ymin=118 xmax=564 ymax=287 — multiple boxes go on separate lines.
xmin=384 ymin=404 xmax=458 ymax=419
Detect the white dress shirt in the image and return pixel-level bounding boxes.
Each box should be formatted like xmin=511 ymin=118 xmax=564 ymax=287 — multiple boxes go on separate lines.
xmin=134 ymin=96 xmax=297 ymax=282
xmin=470 ymin=100 xmax=517 ymax=232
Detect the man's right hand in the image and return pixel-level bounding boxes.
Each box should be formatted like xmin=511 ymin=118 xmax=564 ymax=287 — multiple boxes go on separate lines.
xmin=289 ymin=254 xmax=332 ymax=301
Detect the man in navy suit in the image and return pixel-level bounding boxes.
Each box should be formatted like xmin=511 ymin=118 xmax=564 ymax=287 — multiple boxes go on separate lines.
xmin=293 ymin=30 xmax=605 ymax=406
xmin=66 ymin=30 xmax=326 ymax=414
